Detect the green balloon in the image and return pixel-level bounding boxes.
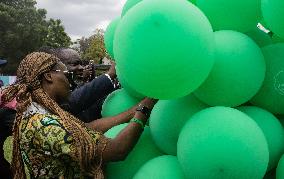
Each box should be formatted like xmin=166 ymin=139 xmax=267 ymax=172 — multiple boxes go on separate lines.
xmin=105 ymin=123 xmax=128 ymax=138
xmin=121 ymin=0 xmax=143 ymax=17
xmin=262 ymin=0 xmax=284 ymax=39
xmin=177 ymin=107 xmax=269 ymax=179
xmin=196 ymin=0 xmax=261 ymax=32
xmin=101 ymin=88 xmax=141 ymax=117
xmin=114 ymin=0 xmax=214 ymax=99
xmin=133 ymin=155 xmax=185 ymax=179
xmin=105 ymin=125 xmax=163 ymax=179
xmin=149 ymin=95 xmax=207 ymax=155
xmin=194 ymin=30 xmax=266 ymax=107
xmin=187 ymin=0 xmax=196 ymax=4
xmin=116 ymin=68 xmax=144 ymax=99
xmin=246 ymin=27 xmax=272 ymax=47
xmin=277 ymin=155 xmax=284 ymax=179
xmin=104 ymin=17 xmax=120 ymax=60
xmin=272 ymin=35 xmax=284 ymax=44
xmin=250 ymin=43 xmax=284 ymax=114
xmin=237 ymin=106 xmax=284 ymax=171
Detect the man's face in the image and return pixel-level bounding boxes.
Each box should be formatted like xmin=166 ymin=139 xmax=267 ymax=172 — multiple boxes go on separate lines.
xmin=60 ymin=49 xmax=84 ymax=78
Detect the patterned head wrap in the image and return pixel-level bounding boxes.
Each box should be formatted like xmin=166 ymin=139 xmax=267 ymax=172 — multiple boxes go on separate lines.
xmin=2 ymin=52 xmax=104 ymax=178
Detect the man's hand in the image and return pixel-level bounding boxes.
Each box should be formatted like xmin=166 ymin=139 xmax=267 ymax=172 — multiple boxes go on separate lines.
xmin=107 ymin=61 xmax=117 ymax=80
xmin=82 ymin=65 xmax=93 ymax=82
xmin=139 ymin=98 xmax=158 ymax=110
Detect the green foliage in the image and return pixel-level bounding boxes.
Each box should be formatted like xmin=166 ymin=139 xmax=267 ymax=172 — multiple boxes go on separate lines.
xmin=0 ymin=0 xmax=71 ymax=74
xmin=80 ymin=29 xmax=110 ymax=64
xmin=43 ymin=19 xmax=71 ymax=48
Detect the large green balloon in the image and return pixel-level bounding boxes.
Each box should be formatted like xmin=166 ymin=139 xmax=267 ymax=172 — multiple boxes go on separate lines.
xmin=277 ymin=155 xmax=284 ymax=179
xmin=116 ymin=68 xmax=144 ymax=99
xmin=105 ymin=125 xmax=163 ymax=179
xmin=104 ymin=17 xmax=120 ymax=60
xmin=261 ymin=0 xmax=284 ymax=39
xmin=250 ymin=43 xmax=284 ymax=114
xmin=196 ymin=0 xmax=261 ymax=32
xmin=194 ymin=30 xmax=266 ymax=107
xmin=121 ymin=0 xmax=143 ymax=17
xmin=101 ymin=88 xmax=141 ymax=117
xmin=237 ymin=106 xmax=284 ymax=171
xmin=246 ymin=27 xmax=272 ymax=47
xmin=133 ymin=155 xmax=185 ymax=179
xmin=114 ymin=0 xmax=214 ymax=99
xmin=177 ymin=107 xmax=269 ymax=179
xmin=149 ymin=95 xmax=207 ymax=155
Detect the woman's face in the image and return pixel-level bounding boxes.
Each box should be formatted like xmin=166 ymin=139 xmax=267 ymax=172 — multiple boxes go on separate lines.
xmin=51 ymin=62 xmax=71 ymax=104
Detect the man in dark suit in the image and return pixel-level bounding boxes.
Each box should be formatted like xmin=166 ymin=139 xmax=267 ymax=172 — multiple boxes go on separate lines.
xmin=54 ymin=48 xmax=117 ymax=122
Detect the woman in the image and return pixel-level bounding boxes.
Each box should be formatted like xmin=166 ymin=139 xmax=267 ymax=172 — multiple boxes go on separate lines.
xmin=1 ymin=52 xmax=156 ymax=179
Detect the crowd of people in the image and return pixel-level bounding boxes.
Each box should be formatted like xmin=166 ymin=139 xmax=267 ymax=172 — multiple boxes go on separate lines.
xmin=0 ymin=47 xmax=157 ymax=178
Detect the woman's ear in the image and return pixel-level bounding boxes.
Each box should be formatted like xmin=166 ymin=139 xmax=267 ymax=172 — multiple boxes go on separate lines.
xmin=42 ymin=72 xmax=53 ymax=83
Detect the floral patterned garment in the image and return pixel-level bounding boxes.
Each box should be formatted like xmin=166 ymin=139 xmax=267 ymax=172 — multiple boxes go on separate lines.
xmin=19 ymin=102 xmax=104 ymax=178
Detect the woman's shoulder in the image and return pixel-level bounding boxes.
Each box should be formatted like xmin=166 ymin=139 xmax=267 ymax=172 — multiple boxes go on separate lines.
xmin=21 ymin=112 xmax=63 ymax=133
xmin=30 ymin=113 xmax=61 ymax=125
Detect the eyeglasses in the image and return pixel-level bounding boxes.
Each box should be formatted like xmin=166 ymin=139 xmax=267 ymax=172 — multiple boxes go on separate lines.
xmin=52 ymin=69 xmax=74 ymax=81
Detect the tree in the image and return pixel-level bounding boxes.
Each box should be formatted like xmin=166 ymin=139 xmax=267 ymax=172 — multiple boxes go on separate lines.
xmin=0 ymin=0 xmax=71 ymax=74
xmin=44 ymin=19 xmax=71 ymax=48
xmin=81 ymin=29 xmax=110 ymax=64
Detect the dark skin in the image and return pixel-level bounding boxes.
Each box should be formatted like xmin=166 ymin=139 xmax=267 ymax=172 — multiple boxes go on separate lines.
xmin=59 ymin=48 xmax=117 ymax=81
xmin=42 ymin=62 xmax=157 ymax=162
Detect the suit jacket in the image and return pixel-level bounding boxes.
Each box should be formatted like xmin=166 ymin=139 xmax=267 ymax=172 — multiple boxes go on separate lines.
xmin=68 ymin=74 xmax=115 ymax=122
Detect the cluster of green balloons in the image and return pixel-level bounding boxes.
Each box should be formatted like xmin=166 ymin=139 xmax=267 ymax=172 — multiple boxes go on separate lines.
xmin=102 ymin=0 xmax=284 ymax=178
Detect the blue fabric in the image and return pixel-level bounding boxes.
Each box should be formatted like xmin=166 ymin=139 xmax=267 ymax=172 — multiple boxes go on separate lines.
xmin=0 ymin=59 xmax=7 ymax=66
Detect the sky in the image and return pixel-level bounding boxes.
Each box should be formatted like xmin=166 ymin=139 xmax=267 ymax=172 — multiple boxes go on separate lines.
xmin=36 ymin=0 xmax=127 ymax=41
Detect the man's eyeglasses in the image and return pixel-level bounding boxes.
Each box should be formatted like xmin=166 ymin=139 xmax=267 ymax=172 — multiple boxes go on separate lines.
xmin=52 ymin=70 xmax=74 ymax=79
